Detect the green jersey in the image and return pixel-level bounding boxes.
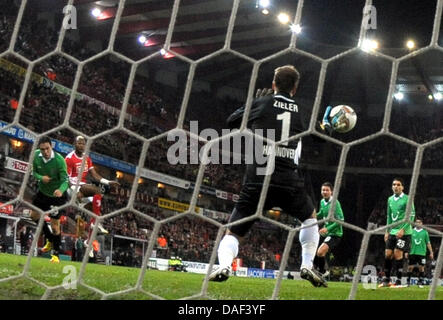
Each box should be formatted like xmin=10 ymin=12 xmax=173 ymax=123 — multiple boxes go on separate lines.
xmin=32 ymin=149 xmax=69 ymax=197
xmin=410 ymin=228 xmax=430 ymax=256
xmin=387 ymin=193 xmax=415 ymax=235
xmin=317 ymin=197 xmax=344 ymax=237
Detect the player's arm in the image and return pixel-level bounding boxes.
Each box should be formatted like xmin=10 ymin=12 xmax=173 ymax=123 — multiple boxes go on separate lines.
xmin=55 ymin=155 xmax=69 ymax=196
xmin=398 ymin=201 xmax=415 ymax=236
xmin=65 ymin=157 xmax=73 ymax=178
xmin=426 ymin=232 xmax=434 ymax=260
xmin=410 ymin=203 xmax=416 ymax=222
xmin=325 ymin=201 xmax=344 ymax=234
xmin=32 ymin=155 xmax=43 ymax=182
xmin=317 ymin=204 xmax=329 ymax=235
xmin=226 ymin=89 xmax=270 ymax=129
xmin=89 ymin=167 xmax=120 ymax=188
xmin=316 ymin=204 xmax=325 ymax=220
xmin=385 ymin=199 xmax=392 ymax=241
xmin=226 ymin=106 xmax=246 ymax=128
xmin=227 ymin=104 xmax=262 ymax=129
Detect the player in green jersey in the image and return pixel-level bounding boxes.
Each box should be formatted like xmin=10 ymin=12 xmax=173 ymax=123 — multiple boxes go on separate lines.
xmin=31 ymin=136 xmax=69 ymax=263
xmin=379 ymin=177 xmax=415 ymax=287
xmin=407 ymin=218 xmax=433 ymax=287
xmin=314 ymin=182 xmax=344 ymax=277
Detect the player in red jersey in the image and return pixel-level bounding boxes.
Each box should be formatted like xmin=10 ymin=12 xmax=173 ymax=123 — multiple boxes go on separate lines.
xmin=65 ymin=136 xmax=119 ymax=254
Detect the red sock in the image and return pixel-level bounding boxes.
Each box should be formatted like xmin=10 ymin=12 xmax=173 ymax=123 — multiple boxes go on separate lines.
xmin=92 ymin=194 xmax=102 ymax=216
xmin=87 ymin=217 xmax=96 ymax=241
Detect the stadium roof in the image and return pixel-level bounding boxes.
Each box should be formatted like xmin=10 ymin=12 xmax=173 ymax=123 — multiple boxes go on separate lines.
xmin=16 ymin=1 xmax=443 ymax=104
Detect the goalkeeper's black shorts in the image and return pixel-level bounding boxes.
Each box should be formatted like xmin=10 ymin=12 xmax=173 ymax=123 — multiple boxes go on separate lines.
xmin=228 ymin=182 xmax=314 ymax=237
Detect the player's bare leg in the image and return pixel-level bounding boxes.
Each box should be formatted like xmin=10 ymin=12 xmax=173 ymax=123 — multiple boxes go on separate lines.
xmin=80 ymin=184 xmax=108 ymax=240
xmin=316 ymin=243 xmax=330 ymax=277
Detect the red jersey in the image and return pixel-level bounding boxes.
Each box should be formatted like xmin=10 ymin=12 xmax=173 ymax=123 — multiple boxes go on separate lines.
xmin=65 ymin=150 xmax=93 ymax=185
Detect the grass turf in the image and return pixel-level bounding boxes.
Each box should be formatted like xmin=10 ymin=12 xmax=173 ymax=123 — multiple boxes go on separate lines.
xmin=0 ymin=253 xmax=441 ymax=300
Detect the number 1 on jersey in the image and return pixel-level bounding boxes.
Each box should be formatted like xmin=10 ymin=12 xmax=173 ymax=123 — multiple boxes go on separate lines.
xmin=277 ymin=112 xmax=290 ymax=146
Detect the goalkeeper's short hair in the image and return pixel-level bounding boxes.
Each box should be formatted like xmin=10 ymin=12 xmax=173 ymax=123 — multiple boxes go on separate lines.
xmin=273 ymin=65 xmax=300 ymax=94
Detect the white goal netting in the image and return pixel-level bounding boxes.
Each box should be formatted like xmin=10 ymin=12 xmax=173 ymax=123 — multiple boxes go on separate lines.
xmin=0 ymin=0 xmax=442 ymax=300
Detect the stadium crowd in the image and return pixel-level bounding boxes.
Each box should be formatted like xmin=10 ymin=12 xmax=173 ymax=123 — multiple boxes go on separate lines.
xmin=0 ymin=0 xmax=442 ymax=274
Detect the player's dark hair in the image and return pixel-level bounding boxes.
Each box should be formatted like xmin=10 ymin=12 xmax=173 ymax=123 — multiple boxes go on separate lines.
xmin=322 ymin=182 xmax=334 ymax=191
xmin=38 ymin=136 xmax=52 ymax=146
xmin=392 ymin=177 xmax=404 ymax=186
xmin=273 ymin=65 xmax=300 ymax=94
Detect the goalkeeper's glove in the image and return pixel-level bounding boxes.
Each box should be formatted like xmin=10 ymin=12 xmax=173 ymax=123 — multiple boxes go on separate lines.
xmin=255 ymin=88 xmax=274 ymax=98
xmin=319 ymin=105 xmax=333 ymax=135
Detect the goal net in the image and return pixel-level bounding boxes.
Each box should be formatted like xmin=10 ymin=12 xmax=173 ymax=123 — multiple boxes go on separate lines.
xmin=0 ymin=0 xmax=442 ymax=300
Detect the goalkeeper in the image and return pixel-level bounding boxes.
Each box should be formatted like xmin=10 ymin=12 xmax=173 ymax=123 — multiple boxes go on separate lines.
xmin=209 ymin=65 xmax=333 ymax=287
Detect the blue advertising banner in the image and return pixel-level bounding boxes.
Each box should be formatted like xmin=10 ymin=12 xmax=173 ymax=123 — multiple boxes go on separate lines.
xmin=0 ymin=121 xmax=137 ymax=174
xmin=0 ymin=121 xmax=237 ymax=198
xmin=247 ymin=268 xmax=276 ymax=279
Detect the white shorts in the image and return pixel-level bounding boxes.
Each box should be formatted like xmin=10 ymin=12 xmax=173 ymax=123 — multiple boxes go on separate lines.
xmin=68 ymin=184 xmax=93 ymax=204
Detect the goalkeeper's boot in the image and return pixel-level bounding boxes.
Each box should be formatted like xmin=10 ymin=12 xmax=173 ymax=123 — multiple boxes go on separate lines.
xmin=50 ymin=255 xmax=60 ymax=263
xmin=301 ymin=267 xmax=328 ymax=287
xmin=41 ymin=240 xmax=53 ymax=253
xmin=208 ymin=267 xmax=230 ymax=282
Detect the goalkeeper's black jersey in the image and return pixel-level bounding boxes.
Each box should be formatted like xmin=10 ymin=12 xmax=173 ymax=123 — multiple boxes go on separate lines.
xmin=227 ymin=92 xmax=305 ymax=186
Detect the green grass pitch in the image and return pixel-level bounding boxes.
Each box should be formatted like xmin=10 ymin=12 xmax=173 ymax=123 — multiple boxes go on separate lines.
xmin=0 ymin=253 xmax=441 ymax=300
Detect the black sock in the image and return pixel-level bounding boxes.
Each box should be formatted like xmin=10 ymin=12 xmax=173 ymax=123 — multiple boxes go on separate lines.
xmin=316 ymin=256 xmax=326 ymax=274
xmin=395 ymin=260 xmax=403 ymax=283
xmin=52 ymin=233 xmax=61 ymax=256
xmin=418 ymin=271 xmax=425 ymax=284
xmin=407 ymin=271 xmax=412 ymax=284
xmin=384 ymin=258 xmax=392 ymax=282
xmin=402 ymin=258 xmax=409 ymax=281
xmin=403 ymin=257 xmax=409 ymax=273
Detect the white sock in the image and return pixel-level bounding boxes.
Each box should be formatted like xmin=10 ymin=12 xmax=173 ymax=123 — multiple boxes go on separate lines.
xmin=299 ymin=218 xmax=320 ymax=270
xmin=217 ymin=234 xmax=239 ymax=269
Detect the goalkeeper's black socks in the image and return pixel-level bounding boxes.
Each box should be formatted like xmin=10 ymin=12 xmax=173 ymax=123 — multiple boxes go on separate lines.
xmin=52 ymin=233 xmax=61 ymax=257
